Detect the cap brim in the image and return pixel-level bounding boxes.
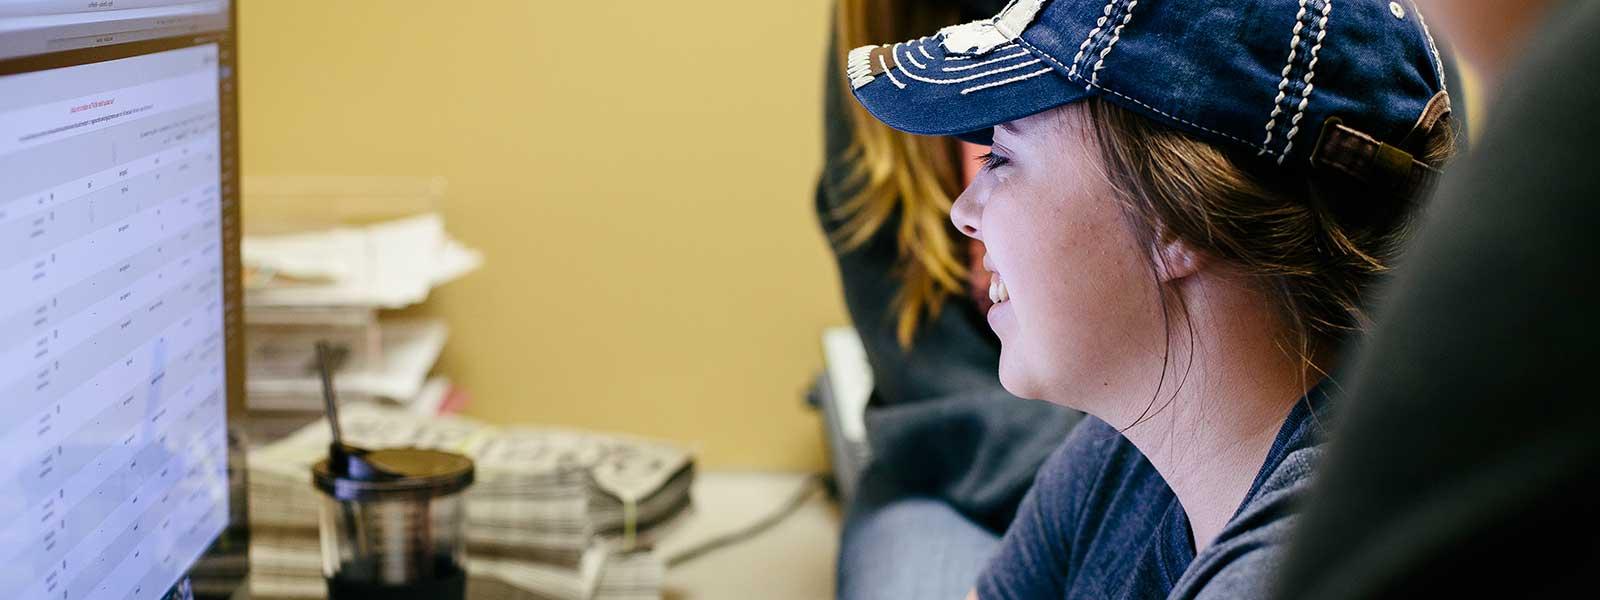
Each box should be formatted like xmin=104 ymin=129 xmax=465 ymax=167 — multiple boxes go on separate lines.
xmin=849 ymin=36 xmax=1086 ymax=145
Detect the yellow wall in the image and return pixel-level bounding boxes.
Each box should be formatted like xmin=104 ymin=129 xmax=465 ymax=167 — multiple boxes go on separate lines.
xmin=238 ymin=1 xmax=845 ymax=470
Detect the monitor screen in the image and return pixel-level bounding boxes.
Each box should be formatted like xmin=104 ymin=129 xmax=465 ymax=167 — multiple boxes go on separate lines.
xmin=0 ymin=2 xmax=245 ymax=599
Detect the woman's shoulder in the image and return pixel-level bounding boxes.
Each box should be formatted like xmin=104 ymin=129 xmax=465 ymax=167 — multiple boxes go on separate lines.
xmin=980 ymin=415 xmax=1185 ymax=599
xmin=1032 ymin=416 xmax=1167 ymax=518
xmin=1167 ymin=444 xmax=1328 ymax=600
xmin=979 ymin=416 xmax=1173 ymax=600
xmin=1166 ymin=386 xmax=1336 ymax=599
xmin=1036 ymin=417 xmax=1125 ymax=484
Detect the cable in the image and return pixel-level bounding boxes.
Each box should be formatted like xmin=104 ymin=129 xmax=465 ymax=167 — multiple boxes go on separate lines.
xmin=663 ymin=473 xmax=827 ymax=568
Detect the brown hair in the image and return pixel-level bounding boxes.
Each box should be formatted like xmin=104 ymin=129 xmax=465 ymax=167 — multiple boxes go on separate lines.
xmin=832 ymin=0 xmax=971 ymax=347
xmin=1082 ymin=97 xmax=1457 ymax=386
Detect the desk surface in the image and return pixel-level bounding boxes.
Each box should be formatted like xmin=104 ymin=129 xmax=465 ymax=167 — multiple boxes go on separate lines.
xmin=660 ymin=472 xmax=841 ymax=600
xmin=232 ymin=471 xmax=841 ymax=600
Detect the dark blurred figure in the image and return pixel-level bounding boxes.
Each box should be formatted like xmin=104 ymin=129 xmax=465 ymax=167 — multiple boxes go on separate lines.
xmin=819 ymin=0 xmax=1081 ymax=598
xmin=1278 ymin=1 xmax=1600 ymax=597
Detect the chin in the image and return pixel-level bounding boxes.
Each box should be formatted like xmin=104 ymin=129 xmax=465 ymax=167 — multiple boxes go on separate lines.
xmin=997 ymin=353 xmax=1047 ymax=401
xmin=999 ymin=350 xmax=1092 ymax=411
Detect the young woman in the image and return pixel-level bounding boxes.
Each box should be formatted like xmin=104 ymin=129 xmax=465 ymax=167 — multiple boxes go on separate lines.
xmin=821 ymin=1 xmax=1082 ymax=598
xmin=842 ymin=0 xmax=1458 ymax=597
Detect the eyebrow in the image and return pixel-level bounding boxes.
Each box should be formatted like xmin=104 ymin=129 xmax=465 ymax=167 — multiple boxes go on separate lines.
xmin=998 ymin=121 xmax=1022 ymax=136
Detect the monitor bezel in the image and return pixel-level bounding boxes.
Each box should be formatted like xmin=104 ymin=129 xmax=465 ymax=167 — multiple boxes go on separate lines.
xmin=0 ymin=3 xmax=248 ymax=598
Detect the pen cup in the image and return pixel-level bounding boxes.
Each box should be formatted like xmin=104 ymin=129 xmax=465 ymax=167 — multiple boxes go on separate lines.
xmin=312 ymin=447 xmax=474 ymax=600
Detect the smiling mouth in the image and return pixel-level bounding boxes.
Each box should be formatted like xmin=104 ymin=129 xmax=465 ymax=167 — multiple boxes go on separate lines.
xmin=985 ymin=261 xmax=1011 ymax=305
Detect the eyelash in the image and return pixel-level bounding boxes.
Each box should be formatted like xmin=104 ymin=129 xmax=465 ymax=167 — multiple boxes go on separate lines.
xmin=977 ymin=152 xmax=1010 ymax=171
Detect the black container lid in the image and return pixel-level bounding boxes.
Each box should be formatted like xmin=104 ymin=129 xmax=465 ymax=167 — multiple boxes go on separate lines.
xmin=313 ymin=447 xmax=475 ymax=501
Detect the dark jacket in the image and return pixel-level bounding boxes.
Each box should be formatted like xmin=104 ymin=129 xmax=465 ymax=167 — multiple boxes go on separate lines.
xmin=1276 ymin=2 xmax=1600 ymax=597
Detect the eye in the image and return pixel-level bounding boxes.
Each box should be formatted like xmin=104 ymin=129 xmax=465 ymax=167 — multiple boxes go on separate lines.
xmin=977 ymin=151 xmax=1010 ymax=171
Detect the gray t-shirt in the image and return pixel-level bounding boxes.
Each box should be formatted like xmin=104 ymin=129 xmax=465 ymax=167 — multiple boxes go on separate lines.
xmin=977 ymin=386 xmax=1331 ymax=599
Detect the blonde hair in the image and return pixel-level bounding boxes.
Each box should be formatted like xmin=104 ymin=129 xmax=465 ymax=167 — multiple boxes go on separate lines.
xmin=831 ymin=0 xmax=970 ymax=347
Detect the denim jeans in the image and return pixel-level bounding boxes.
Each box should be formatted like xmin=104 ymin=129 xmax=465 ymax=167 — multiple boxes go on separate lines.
xmin=837 ymin=488 xmax=1001 ymax=600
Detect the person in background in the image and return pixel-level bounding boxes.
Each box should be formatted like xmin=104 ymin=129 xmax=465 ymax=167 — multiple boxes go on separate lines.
xmin=840 ymin=0 xmax=1459 ymax=598
xmin=1276 ymin=1 xmax=1600 ymax=596
xmin=818 ymin=0 xmax=1083 ymax=598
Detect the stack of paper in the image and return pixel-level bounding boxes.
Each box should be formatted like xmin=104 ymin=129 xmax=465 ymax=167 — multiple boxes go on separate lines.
xmin=246 ymin=405 xmax=692 ymax=599
xmin=242 ymin=213 xmax=481 ymax=310
xmin=592 ymin=551 xmax=666 ymax=600
xmin=240 ymin=209 xmax=482 ymax=444
xmin=246 ymin=318 xmax=450 ymax=407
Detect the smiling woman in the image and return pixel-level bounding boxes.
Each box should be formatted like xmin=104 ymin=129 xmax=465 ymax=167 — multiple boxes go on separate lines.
xmin=954 ymin=108 xmax=1158 ymax=408
xmin=959 ymin=94 xmax=1455 ymax=587
xmin=960 ymin=96 xmax=1454 ymax=423
xmin=822 ymin=2 xmax=1084 ymax=599
xmin=845 ymin=0 xmax=1462 ymax=597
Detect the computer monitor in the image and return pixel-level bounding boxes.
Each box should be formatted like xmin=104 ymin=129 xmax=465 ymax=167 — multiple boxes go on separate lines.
xmin=0 ymin=2 xmax=246 ymax=599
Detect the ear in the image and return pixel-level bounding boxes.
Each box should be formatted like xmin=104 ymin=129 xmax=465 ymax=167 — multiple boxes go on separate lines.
xmin=1151 ymin=236 xmax=1207 ymax=284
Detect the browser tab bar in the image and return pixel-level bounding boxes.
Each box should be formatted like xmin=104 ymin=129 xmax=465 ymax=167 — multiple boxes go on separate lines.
xmin=0 ymin=0 xmax=227 ymax=18
xmin=0 ymin=1 xmax=228 ymax=61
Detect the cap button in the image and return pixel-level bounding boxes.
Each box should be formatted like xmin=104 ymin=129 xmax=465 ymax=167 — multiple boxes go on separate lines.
xmin=1388 ymin=2 xmax=1407 ymax=20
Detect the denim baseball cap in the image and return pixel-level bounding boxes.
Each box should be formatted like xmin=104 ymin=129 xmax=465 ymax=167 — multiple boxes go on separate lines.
xmin=847 ymin=0 xmax=1451 ymax=182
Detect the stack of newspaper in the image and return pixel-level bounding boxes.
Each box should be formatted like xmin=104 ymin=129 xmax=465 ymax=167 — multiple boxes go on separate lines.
xmin=246 ymin=404 xmax=687 ymax=599
xmin=241 ymin=176 xmax=482 ymax=444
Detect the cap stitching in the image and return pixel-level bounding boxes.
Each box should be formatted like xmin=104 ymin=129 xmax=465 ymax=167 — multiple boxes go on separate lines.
xmin=941 ymin=0 xmax=1046 ymax=56
xmin=891 ymin=40 xmax=1044 ymax=85
xmin=992 ymin=0 xmax=1051 ymax=47
xmin=1012 ymin=33 xmax=1275 ymax=155
xmin=1092 ymin=0 xmax=1141 ymax=86
xmin=846 ymin=45 xmax=879 ymax=90
xmin=1071 ymin=0 xmax=1118 ymax=77
xmin=945 ymin=42 xmax=1018 ymax=61
xmin=1094 ymin=80 xmax=1274 ymax=155
xmin=1280 ymin=0 xmax=1332 ymax=164
xmin=904 ymin=47 xmax=929 ymax=69
xmin=1407 ymin=0 xmax=1447 ymax=93
xmin=877 ymin=52 xmax=907 ymax=90
xmin=1261 ymin=0 xmax=1312 ymax=156
xmin=942 ymin=49 xmax=1032 ymax=72
xmin=962 ymin=66 xmax=1056 ymax=95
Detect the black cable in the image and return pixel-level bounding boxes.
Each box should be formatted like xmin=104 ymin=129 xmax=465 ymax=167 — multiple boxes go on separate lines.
xmin=663 ymin=473 xmax=828 ymax=568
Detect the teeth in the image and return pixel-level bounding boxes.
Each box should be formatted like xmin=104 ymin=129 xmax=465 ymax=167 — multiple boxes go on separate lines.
xmin=988 ymin=276 xmax=1010 ymax=304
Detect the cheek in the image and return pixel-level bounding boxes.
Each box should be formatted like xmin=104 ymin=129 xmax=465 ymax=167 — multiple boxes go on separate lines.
xmin=987 ymin=186 xmax=1165 ymax=402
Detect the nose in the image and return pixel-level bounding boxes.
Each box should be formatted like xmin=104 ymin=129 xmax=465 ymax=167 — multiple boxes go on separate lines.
xmin=951 ymin=184 xmax=983 ymax=240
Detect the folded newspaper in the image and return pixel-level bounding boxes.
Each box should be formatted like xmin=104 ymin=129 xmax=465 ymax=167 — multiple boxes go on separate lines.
xmin=247 ymin=404 xmax=689 ymax=599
